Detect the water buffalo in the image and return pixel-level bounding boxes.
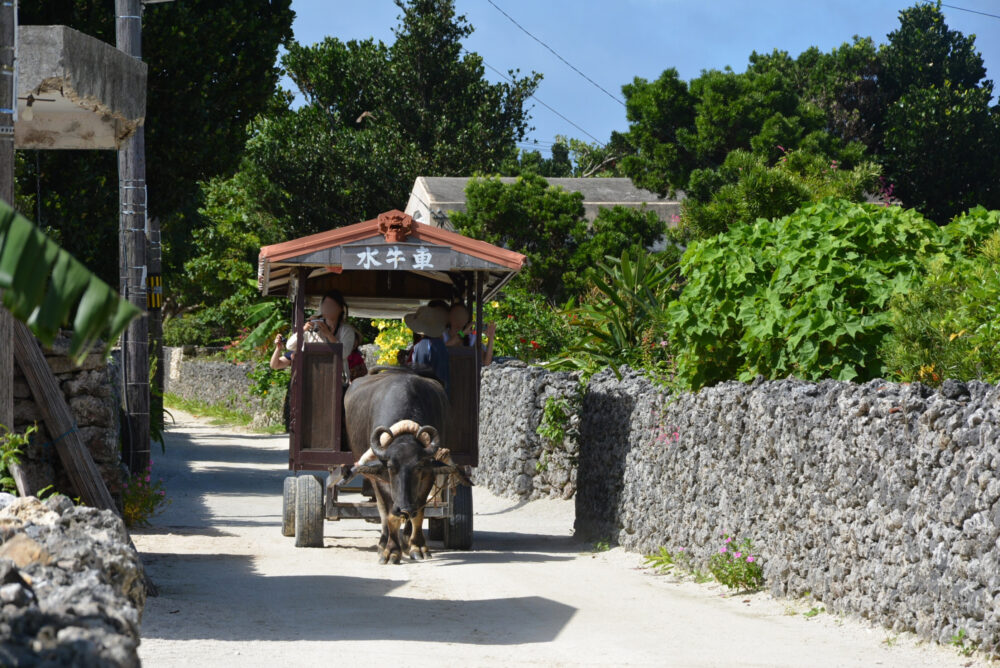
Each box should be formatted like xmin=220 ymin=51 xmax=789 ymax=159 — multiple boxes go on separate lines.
xmin=345 ymin=367 xmax=469 ymax=564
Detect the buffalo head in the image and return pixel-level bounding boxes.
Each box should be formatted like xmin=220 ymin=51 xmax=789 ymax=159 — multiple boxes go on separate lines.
xmin=355 ymin=421 xmax=468 ymax=520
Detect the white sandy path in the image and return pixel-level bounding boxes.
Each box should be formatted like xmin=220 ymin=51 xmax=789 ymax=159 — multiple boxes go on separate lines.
xmin=132 ymin=410 xmax=991 ymax=667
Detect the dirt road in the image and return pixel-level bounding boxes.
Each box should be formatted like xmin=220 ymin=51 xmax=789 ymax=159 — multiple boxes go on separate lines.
xmin=133 ymin=411 xmax=988 ymax=667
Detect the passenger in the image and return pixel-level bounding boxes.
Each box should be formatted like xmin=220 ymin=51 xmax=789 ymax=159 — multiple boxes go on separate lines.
xmin=444 ymin=301 xmax=496 ymax=366
xmin=397 ymin=331 xmax=424 ymax=366
xmin=404 ymin=304 xmax=450 ymax=393
xmin=270 ymin=289 xmax=357 ymax=383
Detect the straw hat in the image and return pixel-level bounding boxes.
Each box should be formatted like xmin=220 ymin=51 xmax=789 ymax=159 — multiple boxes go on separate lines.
xmin=404 ymin=305 xmax=448 ymax=337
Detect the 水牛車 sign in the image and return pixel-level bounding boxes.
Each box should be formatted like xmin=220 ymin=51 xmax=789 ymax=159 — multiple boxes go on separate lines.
xmin=343 ymin=243 xmax=452 ymax=271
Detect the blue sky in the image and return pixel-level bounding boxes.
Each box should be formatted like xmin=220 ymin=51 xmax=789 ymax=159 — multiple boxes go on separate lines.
xmin=283 ymin=1 xmax=1000 ymax=155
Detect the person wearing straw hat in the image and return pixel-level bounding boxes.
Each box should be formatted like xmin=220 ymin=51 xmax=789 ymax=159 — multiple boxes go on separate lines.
xmin=404 ymin=304 xmax=450 ymax=393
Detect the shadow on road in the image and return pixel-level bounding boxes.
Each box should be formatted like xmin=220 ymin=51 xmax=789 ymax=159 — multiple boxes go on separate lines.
xmin=141 ymin=551 xmax=575 ymax=644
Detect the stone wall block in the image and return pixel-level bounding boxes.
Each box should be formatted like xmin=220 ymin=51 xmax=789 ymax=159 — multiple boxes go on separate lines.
xmin=13 ymin=399 xmax=42 ymax=424
xmin=10 ymin=333 xmax=121 ymax=498
xmin=0 ymin=495 xmax=142 ymax=665
xmin=45 ymin=353 xmax=106 ymax=375
xmin=69 ymin=395 xmax=113 ymax=428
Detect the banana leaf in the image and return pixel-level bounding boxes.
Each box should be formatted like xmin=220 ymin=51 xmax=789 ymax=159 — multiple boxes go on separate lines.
xmin=0 ymin=202 xmax=142 ymax=363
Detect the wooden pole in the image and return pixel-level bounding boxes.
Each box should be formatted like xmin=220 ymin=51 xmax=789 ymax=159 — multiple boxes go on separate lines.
xmin=0 ymin=2 xmax=16 ymax=468
xmin=13 ymin=322 xmax=117 ymax=511
xmin=116 ymin=0 xmax=150 ymax=474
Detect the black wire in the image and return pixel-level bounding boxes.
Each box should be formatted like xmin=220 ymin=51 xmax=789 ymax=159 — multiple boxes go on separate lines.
xmin=485 ymin=0 xmax=627 ymax=107
xmin=471 ymin=51 xmax=606 ymax=146
xmin=940 ymin=3 xmax=1000 ymax=20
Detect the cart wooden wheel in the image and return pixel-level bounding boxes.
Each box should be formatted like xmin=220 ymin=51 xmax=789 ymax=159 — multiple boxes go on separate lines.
xmin=442 ymin=485 xmax=473 ymax=550
xmin=281 ymin=476 xmax=297 ymax=537
xmin=294 ymin=475 xmax=324 ymax=548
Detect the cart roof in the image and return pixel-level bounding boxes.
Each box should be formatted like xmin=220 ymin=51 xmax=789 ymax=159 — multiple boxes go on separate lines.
xmin=258 ymin=210 xmax=526 ymax=318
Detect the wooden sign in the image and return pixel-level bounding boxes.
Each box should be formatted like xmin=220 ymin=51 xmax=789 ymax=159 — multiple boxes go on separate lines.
xmin=342 ymin=242 xmax=452 ymax=271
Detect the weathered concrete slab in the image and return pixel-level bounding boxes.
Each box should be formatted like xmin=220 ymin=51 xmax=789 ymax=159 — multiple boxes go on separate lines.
xmin=15 ymin=25 xmax=146 ymax=150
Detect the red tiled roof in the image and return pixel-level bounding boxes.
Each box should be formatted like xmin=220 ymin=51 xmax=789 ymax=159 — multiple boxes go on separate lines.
xmin=259 ymin=210 xmax=525 ymax=272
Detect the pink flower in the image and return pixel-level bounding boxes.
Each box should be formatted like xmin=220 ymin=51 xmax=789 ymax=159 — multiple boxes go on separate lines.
xmin=725 ymin=537 xmax=732 ymax=544
xmin=678 ymin=547 xmax=685 ymax=552
xmin=145 ymin=475 xmax=151 ymax=483
xmin=659 ymin=340 xmax=669 ymax=347
xmin=747 ymin=556 xmax=755 ymax=563
xmin=734 ymin=552 xmax=742 ymax=559
xmin=719 ymin=546 xmax=727 ymax=554
xmin=159 ymin=491 xmax=166 ymax=496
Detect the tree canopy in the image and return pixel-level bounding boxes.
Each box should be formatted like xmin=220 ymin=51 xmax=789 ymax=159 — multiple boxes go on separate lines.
xmin=167 ymin=0 xmax=542 ymax=343
xmin=451 ymin=174 xmax=665 ymax=304
xmin=17 ymin=0 xmax=295 ymax=285
xmin=238 ymin=0 xmax=541 ymax=237
xmin=618 ymin=2 xmax=1000 ymax=227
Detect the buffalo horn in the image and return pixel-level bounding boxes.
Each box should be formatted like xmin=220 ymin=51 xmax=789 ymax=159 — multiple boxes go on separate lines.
xmin=370 ymin=426 xmax=393 ymax=460
xmin=416 ymin=425 xmax=440 ymax=452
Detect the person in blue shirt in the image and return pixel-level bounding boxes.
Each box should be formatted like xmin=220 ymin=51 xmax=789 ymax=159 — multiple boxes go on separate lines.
xmin=404 ymin=304 xmax=450 ymax=394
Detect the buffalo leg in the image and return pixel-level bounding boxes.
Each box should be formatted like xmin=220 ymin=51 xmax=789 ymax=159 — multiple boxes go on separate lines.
xmin=384 ymin=515 xmax=404 ymax=564
xmin=408 ymin=508 xmax=430 ymax=560
xmin=372 ymin=485 xmax=391 ymax=564
xmin=399 ymin=519 xmax=412 ymax=554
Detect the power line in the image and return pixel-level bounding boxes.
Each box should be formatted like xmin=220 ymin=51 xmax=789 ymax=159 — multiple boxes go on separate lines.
xmin=470 ymin=51 xmax=606 ymax=146
xmin=485 ymin=0 xmax=627 ymax=107
xmin=940 ymin=3 xmax=1000 ymax=20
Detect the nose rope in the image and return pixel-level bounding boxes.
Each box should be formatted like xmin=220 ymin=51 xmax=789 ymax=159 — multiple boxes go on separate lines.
xmin=392 ymin=474 xmax=454 ymax=518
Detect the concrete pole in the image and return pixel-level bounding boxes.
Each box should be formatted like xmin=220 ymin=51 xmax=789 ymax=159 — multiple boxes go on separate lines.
xmin=116 ymin=0 xmax=149 ymax=474
xmin=0 ymin=1 xmax=15 ymax=433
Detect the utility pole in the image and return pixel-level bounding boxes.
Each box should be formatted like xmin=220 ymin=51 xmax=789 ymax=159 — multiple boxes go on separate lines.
xmin=116 ymin=0 xmax=149 ymax=474
xmin=0 ymin=1 xmax=16 ymax=433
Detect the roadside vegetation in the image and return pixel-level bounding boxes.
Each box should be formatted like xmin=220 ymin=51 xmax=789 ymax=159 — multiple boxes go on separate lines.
xmin=22 ymin=0 xmax=1000 ymax=427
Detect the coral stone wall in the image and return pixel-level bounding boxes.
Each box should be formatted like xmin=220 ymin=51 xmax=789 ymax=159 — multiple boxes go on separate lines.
xmin=573 ymin=370 xmax=1000 ymax=655
xmin=0 ymin=494 xmax=144 ymax=666
xmin=11 ymin=335 xmax=123 ymax=497
xmin=475 ymin=361 xmax=580 ymax=499
xmin=163 ymin=347 xmax=285 ymax=430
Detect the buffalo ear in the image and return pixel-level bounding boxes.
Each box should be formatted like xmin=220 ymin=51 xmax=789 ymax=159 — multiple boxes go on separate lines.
xmin=433 ymin=461 xmax=473 ymax=487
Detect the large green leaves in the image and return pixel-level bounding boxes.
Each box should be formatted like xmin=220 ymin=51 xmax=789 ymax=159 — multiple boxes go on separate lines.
xmin=666 ymin=198 xmax=944 ymax=390
xmin=0 ymin=202 xmax=141 ymax=362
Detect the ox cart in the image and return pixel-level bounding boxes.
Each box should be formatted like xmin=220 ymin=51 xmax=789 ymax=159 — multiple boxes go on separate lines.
xmin=257 ymin=210 xmax=524 ymax=550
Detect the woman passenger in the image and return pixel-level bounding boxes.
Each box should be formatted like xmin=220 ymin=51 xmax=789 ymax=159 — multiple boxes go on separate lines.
xmin=444 ymin=301 xmax=495 ymax=366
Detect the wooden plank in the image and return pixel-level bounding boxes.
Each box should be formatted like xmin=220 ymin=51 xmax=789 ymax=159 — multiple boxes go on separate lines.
xmin=342 ymin=242 xmax=451 ymax=271
xmin=0 ymin=308 xmax=12 ymax=449
xmin=296 ymin=451 xmax=355 ymax=468
xmin=326 ymin=502 xmax=450 ymax=520
xmin=12 ymin=322 xmax=116 ymax=511
xmin=290 ymin=270 xmax=304 ymax=470
xmin=8 ymin=462 xmax=30 ymax=497
xmin=300 ymin=342 xmax=343 ymax=451
xmin=447 ymin=346 xmax=478 ymax=465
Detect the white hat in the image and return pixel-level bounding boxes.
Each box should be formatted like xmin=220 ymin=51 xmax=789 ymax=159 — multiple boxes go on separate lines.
xmin=404 ymin=305 xmax=448 ymax=337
